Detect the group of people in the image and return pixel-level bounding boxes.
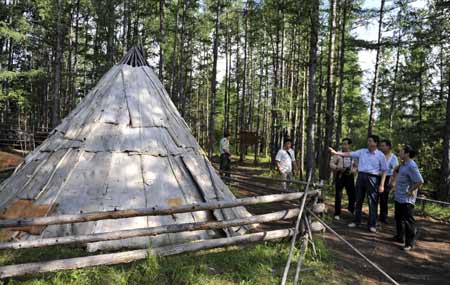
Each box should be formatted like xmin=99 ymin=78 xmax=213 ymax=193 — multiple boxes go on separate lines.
xmin=329 ymin=135 xmax=424 ymax=251
xmin=218 ymin=131 xmax=424 ymax=251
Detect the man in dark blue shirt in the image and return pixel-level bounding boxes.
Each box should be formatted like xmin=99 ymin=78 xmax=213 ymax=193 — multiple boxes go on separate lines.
xmin=330 ymin=135 xmax=387 ymax=233
xmin=391 ymin=145 xmax=424 ymax=251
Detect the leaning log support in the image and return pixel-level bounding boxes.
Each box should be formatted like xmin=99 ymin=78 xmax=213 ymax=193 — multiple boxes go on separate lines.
xmin=0 ymin=208 xmax=301 ymax=250
xmin=0 ymin=191 xmax=320 ymax=229
xmin=0 ymin=228 xmax=294 ymax=278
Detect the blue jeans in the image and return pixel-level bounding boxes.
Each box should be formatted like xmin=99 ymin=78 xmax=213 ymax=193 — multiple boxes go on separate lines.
xmin=353 ymin=172 xmax=380 ymax=227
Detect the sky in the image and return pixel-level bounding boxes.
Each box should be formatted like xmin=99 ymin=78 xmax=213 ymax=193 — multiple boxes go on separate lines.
xmin=353 ymin=0 xmax=426 ymax=98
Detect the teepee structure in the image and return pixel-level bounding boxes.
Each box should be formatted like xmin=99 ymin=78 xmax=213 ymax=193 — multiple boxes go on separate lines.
xmin=0 ymin=47 xmax=251 ymax=252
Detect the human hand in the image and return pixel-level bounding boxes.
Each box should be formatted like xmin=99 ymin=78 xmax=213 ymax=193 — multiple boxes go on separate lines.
xmin=407 ymin=189 xmax=417 ymax=197
xmin=328 ymin=147 xmax=337 ymax=156
xmin=378 ymin=185 xmax=384 ymax=193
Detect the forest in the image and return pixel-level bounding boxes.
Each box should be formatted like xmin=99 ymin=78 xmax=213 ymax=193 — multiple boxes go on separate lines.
xmin=1 ymin=0 xmax=449 ymax=201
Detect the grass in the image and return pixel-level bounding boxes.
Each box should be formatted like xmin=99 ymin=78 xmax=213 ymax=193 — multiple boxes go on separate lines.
xmin=416 ymin=202 xmax=450 ymax=221
xmin=0 ymin=239 xmax=358 ymax=285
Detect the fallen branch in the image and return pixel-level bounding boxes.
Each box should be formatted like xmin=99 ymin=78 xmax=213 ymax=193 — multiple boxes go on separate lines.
xmin=0 ymin=191 xmax=320 ymax=229
xmin=0 ymin=228 xmax=294 ymax=278
xmin=0 ymin=208 xmax=301 ymax=250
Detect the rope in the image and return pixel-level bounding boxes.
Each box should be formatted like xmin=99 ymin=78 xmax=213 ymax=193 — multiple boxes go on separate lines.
xmin=307 ymin=210 xmax=400 ymax=285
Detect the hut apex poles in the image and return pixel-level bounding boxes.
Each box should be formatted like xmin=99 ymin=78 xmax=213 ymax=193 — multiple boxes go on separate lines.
xmin=0 ymin=191 xmax=320 ymax=229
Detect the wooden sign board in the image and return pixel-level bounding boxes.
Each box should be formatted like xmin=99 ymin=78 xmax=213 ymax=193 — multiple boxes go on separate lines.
xmin=240 ymin=131 xmax=258 ymax=146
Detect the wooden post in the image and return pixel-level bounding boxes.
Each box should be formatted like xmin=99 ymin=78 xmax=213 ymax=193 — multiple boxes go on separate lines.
xmin=0 ymin=191 xmax=320 ymax=229
xmin=0 ymin=208 xmax=301 ymax=250
xmin=0 ymin=228 xmax=294 ymax=278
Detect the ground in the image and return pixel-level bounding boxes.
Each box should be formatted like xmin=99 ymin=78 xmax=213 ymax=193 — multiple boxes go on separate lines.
xmin=227 ymin=158 xmax=450 ymax=285
xmin=0 ymin=153 xmax=449 ymax=284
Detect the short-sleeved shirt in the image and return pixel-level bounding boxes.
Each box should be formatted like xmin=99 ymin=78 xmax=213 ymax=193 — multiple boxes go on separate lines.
xmin=350 ymin=148 xmax=388 ymax=176
xmin=219 ymin=138 xmax=230 ymax=155
xmin=385 ymin=153 xmax=399 ymax=176
xmin=275 ymin=148 xmax=296 ymax=173
xmin=394 ymin=159 xmax=424 ymax=204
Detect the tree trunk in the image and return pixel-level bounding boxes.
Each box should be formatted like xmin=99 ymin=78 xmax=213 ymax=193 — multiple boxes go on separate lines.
xmin=306 ymin=0 xmax=319 ymax=177
xmin=439 ymin=66 xmax=450 ymax=201
xmin=158 ymin=0 xmax=165 ymax=81
xmin=239 ymin=6 xmax=249 ymax=162
xmin=208 ymin=1 xmax=220 ymax=159
xmin=335 ymin=0 xmax=349 ymax=148
xmin=169 ymin=1 xmax=180 ymax=99
xmin=178 ymin=0 xmax=189 ymax=115
xmin=319 ymin=0 xmax=337 ymax=180
xmin=52 ymin=0 xmax=64 ymax=128
xmin=367 ymin=0 xmax=385 ymax=136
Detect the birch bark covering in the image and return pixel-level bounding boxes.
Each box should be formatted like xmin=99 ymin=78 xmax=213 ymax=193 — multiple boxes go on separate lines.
xmin=0 ymin=47 xmax=252 ymax=252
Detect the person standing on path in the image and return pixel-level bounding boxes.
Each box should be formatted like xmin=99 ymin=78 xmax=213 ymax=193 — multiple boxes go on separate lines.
xmin=275 ymin=139 xmax=299 ymax=190
xmin=329 ymin=135 xmax=388 ymax=233
xmin=329 ymin=138 xmax=357 ymax=220
xmin=390 ymin=145 xmax=424 ymax=251
xmin=219 ymin=131 xmax=232 ymax=177
xmin=379 ymin=139 xmax=399 ymax=224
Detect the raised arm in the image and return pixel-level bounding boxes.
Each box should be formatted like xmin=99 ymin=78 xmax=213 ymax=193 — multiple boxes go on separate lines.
xmin=329 ymin=147 xmax=352 ymax=157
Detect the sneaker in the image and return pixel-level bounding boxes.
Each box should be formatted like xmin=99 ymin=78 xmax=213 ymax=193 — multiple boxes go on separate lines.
xmin=334 ymin=215 xmax=340 ymax=221
xmin=403 ymin=245 xmax=412 ymax=251
xmin=369 ymin=227 xmax=377 ymax=233
xmin=348 ymin=222 xmax=357 ymax=228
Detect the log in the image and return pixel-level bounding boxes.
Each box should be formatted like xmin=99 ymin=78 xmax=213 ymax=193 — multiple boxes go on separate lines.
xmin=222 ymin=176 xmax=293 ymax=193
xmin=219 ymin=170 xmax=323 ymax=188
xmin=0 ymin=208 xmax=301 ymax=250
xmin=0 ymin=228 xmax=294 ymax=278
xmin=0 ymin=191 xmax=320 ymax=229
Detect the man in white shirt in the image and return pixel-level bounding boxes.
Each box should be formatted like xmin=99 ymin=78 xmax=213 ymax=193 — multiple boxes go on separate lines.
xmin=219 ymin=131 xmax=231 ymax=177
xmin=275 ymin=139 xmax=299 ymax=190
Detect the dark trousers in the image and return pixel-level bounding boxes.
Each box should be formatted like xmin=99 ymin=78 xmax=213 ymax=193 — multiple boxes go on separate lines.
xmin=378 ymin=176 xmax=392 ymax=222
xmin=219 ymin=153 xmax=231 ymax=177
xmin=395 ymin=201 xmax=416 ymax=247
xmin=334 ymin=173 xmax=356 ymax=216
xmin=354 ymin=172 xmax=380 ymax=227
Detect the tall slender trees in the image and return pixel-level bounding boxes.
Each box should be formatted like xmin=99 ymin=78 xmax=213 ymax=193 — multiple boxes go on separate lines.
xmin=367 ymin=0 xmax=385 ymax=136
xmin=320 ymin=0 xmax=337 ymax=180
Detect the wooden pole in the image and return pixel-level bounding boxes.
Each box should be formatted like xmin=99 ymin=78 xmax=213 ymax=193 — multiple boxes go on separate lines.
xmin=0 ymin=191 xmax=320 ymax=229
xmin=0 ymin=228 xmax=294 ymax=278
xmin=281 ymin=171 xmax=312 ymax=285
xmin=222 ymin=176 xmax=292 ymax=193
xmin=219 ymin=169 xmax=322 ymax=187
xmin=0 ymin=208 xmax=302 ymax=250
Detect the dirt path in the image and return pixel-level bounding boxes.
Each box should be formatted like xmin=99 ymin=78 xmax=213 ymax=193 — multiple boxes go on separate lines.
xmin=224 ymin=161 xmax=450 ymax=285
xmin=323 ymin=208 xmax=450 ymax=285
